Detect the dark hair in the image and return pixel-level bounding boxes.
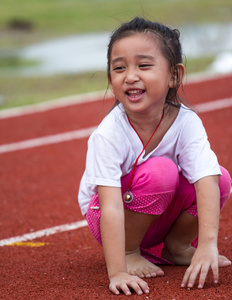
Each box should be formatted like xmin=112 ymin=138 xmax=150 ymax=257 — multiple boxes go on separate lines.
xmin=107 ymin=17 xmax=184 ymax=106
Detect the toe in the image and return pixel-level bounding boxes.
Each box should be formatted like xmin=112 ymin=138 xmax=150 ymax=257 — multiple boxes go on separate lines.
xmin=218 ymin=255 xmax=231 ymax=268
xmin=155 ymin=267 xmax=164 ymax=276
xmin=135 ymin=268 xmax=145 ymax=278
xmin=143 ymin=268 xmax=152 ymax=278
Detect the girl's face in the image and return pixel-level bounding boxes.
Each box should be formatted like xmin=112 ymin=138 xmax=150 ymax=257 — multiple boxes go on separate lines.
xmin=108 ymin=33 xmax=174 ymax=116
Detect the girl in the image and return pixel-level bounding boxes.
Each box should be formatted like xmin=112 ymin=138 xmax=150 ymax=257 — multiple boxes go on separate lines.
xmin=78 ymin=17 xmax=231 ymax=296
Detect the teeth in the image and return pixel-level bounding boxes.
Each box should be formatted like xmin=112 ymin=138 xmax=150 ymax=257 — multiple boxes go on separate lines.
xmin=130 ymin=89 xmax=140 ymax=94
xmin=128 ymin=89 xmax=142 ymax=94
xmin=127 ymin=89 xmax=144 ymax=96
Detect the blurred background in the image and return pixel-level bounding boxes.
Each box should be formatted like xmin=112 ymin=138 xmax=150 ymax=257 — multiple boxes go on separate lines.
xmin=0 ymin=0 xmax=231 ymax=109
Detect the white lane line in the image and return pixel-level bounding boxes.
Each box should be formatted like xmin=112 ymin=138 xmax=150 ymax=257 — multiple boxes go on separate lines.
xmin=0 ymin=90 xmax=111 ymax=119
xmin=0 ymin=219 xmax=88 ymax=246
xmin=1 ymin=97 xmax=232 ymax=155
xmin=1 ymin=188 xmax=231 ymax=247
xmin=0 ymin=126 xmax=97 ymax=154
xmin=195 ymin=97 xmax=232 ymax=113
xmin=0 ymin=72 xmax=229 ymax=119
xmin=0 ymin=97 xmax=231 ymax=246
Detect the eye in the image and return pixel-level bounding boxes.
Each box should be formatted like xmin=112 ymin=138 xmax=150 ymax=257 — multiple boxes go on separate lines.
xmin=112 ymin=66 xmax=125 ymax=72
xmin=139 ymin=64 xmax=152 ymax=69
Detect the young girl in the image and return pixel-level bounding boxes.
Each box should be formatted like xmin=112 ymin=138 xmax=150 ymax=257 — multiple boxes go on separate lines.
xmin=78 ymin=17 xmax=231 ymax=296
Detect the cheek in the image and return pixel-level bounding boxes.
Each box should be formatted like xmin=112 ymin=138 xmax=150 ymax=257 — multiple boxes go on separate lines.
xmin=109 ymin=80 xmax=120 ymax=96
xmin=109 ymin=76 xmax=121 ymax=90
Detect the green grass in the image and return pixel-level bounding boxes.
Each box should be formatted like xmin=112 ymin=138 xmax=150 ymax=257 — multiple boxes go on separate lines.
xmin=185 ymin=56 xmax=215 ymax=74
xmin=0 ymin=56 xmax=38 ymax=69
xmin=0 ymin=72 xmax=108 ymax=109
xmin=1 ymin=0 xmax=232 ymax=48
xmin=0 ymin=0 xmax=231 ymax=109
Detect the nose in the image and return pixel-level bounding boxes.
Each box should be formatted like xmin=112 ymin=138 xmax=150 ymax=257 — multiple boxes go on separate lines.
xmin=124 ymin=67 xmax=140 ymax=83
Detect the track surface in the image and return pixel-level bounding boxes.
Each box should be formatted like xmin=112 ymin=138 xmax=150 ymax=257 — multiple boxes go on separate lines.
xmin=0 ymin=74 xmax=232 ymax=299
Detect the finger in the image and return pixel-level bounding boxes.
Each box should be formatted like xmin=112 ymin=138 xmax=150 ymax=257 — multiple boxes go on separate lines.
xmin=122 ymin=280 xmax=149 ymax=296
xmin=181 ymin=264 xmax=201 ymax=288
xmin=211 ymin=262 xmax=219 ymax=284
xmin=129 ymin=281 xmax=146 ymax=295
xmin=118 ymin=283 xmax=132 ymax=296
xmin=181 ymin=266 xmax=192 ymax=287
xmin=197 ymin=263 xmax=210 ymax=289
xmin=137 ymin=278 xmax=150 ymax=294
xmin=131 ymin=278 xmax=149 ymax=294
xmin=186 ymin=264 xmax=202 ymax=288
xmin=109 ymin=283 xmax=121 ymax=295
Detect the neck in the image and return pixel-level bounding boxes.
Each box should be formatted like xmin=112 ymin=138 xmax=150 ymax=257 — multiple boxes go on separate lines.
xmin=126 ymin=105 xmax=166 ymax=133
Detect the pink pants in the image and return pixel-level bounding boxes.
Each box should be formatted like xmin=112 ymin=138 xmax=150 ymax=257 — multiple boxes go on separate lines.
xmin=86 ymin=157 xmax=231 ymax=264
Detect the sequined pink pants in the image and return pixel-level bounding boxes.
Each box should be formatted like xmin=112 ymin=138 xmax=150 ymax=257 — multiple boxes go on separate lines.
xmin=86 ymin=157 xmax=231 ymax=264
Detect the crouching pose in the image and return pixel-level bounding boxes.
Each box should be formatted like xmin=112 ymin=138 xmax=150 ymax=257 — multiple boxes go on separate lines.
xmin=78 ymin=17 xmax=231 ymax=296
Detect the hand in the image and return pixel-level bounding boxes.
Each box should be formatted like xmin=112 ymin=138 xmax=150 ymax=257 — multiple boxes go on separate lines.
xmin=181 ymin=243 xmax=219 ymax=289
xmin=109 ymin=271 xmax=150 ymax=296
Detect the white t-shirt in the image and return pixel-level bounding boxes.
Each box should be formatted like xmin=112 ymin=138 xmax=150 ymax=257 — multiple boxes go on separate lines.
xmin=78 ymin=103 xmax=221 ymax=215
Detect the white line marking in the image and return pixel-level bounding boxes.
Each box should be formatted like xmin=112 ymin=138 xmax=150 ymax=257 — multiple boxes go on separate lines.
xmin=0 ymin=73 xmax=231 ymax=119
xmin=0 ymin=219 xmax=88 ymax=246
xmin=195 ymin=97 xmax=232 ymax=113
xmin=1 ymin=188 xmax=231 ymax=246
xmin=184 ymin=72 xmax=232 ymax=85
xmin=0 ymin=96 xmax=231 ymax=246
xmin=1 ymin=97 xmax=232 ymax=155
xmin=0 ymin=126 xmax=96 ymax=154
xmin=0 ymin=90 xmax=111 ymax=119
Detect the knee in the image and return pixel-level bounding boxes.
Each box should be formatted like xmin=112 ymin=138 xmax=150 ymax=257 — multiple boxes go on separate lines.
xmin=219 ymin=166 xmax=231 ymax=208
xmin=134 ymin=157 xmax=179 ymax=194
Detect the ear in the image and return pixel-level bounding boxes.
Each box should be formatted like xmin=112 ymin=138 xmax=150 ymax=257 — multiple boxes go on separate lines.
xmin=169 ymin=63 xmax=185 ymax=88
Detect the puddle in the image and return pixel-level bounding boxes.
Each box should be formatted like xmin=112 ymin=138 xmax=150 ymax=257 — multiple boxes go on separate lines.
xmin=3 ymin=23 xmax=232 ymax=76
xmin=18 ymin=32 xmax=109 ymax=76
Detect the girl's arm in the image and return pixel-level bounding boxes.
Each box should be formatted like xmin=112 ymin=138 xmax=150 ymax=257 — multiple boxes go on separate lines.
xmin=181 ymin=175 xmax=220 ymax=288
xmin=98 ymin=186 xmax=149 ymax=296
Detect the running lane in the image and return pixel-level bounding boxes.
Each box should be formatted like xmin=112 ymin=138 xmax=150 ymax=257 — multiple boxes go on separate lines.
xmin=0 ymin=74 xmax=231 ymax=300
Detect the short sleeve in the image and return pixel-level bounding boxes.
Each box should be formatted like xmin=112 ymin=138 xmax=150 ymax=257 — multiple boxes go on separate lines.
xmin=177 ymin=113 xmax=221 ymax=183
xmin=85 ymin=131 xmax=126 ymax=187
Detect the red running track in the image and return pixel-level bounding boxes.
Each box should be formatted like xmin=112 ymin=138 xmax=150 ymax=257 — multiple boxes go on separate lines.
xmin=0 ymin=74 xmax=232 ymax=299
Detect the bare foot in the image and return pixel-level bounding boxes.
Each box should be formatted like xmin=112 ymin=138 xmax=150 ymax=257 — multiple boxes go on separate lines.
xmin=126 ymin=248 xmax=164 ymax=278
xmin=218 ymin=255 xmax=231 ymax=267
xmin=162 ymin=244 xmax=232 ymax=267
xmin=161 ymin=243 xmax=195 ymax=265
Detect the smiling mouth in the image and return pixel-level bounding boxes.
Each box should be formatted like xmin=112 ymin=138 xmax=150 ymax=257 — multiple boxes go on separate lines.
xmin=126 ymin=89 xmax=145 ymax=98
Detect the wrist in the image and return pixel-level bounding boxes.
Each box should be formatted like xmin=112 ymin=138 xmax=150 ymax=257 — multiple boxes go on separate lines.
xmin=198 ymin=236 xmax=218 ymax=246
xmin=198 ymin=224 xmax=218 ymax=245
xmin=108 ymin=270 xmax=128 ymax=280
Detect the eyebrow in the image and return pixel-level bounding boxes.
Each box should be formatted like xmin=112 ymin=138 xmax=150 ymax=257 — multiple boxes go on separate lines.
xmin=136 ymin=55 xmax=155 ymax=60
xmin=111 ymin=57 xmax=124 ymax=65
xmin=111 ymin=54 xmax=155 ymax=65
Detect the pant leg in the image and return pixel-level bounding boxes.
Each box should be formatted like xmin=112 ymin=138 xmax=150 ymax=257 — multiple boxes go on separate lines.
xmin=121 ymin=156 xmax=179 ymax=215
xmin=85 ymin=159 xmax=231 ymax=264
xmin=178 ymin=166 xmax=231 ymax=217
xmin=140 ymin=166 xmax=231 ymax=259
xmin=85 ymin=156 xmax=179 ymax=246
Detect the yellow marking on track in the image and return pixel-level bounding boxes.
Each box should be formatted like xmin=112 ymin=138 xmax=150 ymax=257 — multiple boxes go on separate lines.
xmin=7 ymin=242 xmax=49 ymax=247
